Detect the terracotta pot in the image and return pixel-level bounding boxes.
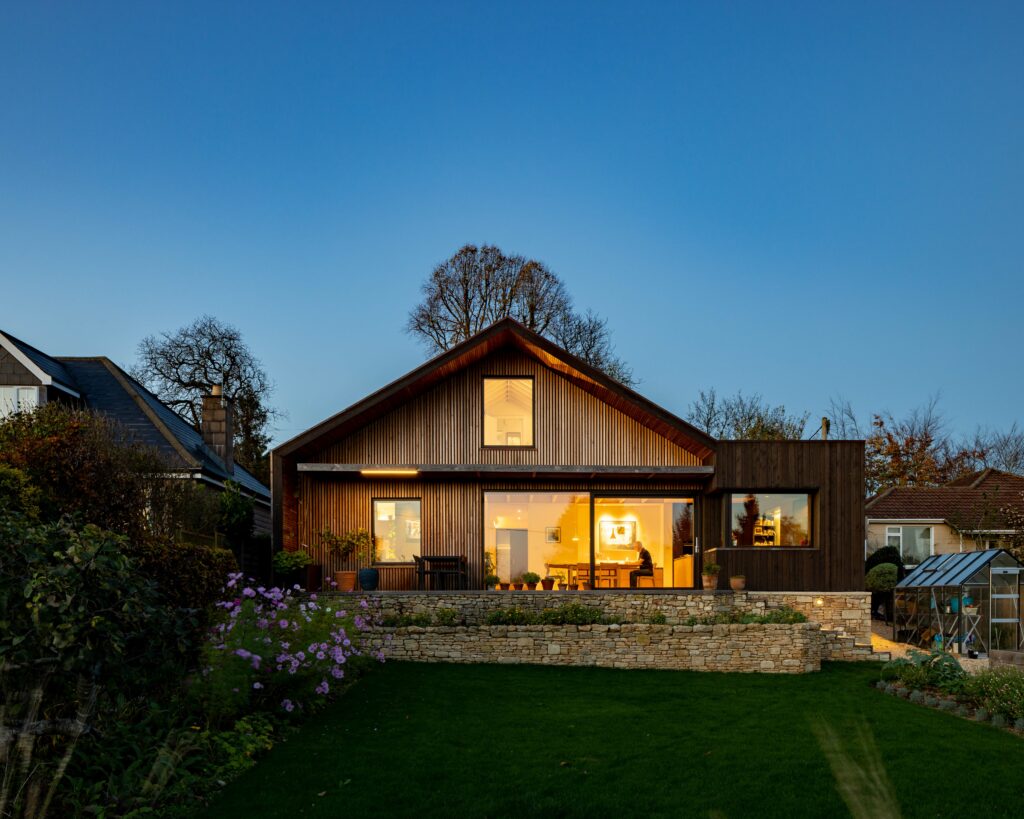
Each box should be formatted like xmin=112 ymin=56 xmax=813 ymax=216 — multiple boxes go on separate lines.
xmin=512 ymin=582 xmax=524 ymax=590
xmin=581 ymin=581 xmax=593 ymax=590
xmin=334 ymin=570 xmax=357 ymax=592
xmin=560 ymin=582 xmax=576 ymax=591
xmin=499 ymin=582 xmax=511 ymax=590
xmin=541 ymin=578 xmax=555 ymax=590
xmin=729 ymin=576 xmax=746 ymax=591
xmin=702 ymin=574 xmax=719 ymax=590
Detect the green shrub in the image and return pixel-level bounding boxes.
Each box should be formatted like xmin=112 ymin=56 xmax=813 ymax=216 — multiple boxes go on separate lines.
xmin=0 ymin=514 xmax=195 ymax=817
xmin=522 ymin=571 xmax=541 ymax=585
xmin=273 ymin=549 xmax=312 ymax=573
xmin=645 ymin=611 xmax=668 ymax=625
xmin=486 ymin=607 xmax=538 ymax=625
xmin=962 ymin=666 xmax=1024 ymax=720
xmin=866 ymin=545 xmax=904 ymax=574
xmin=129 ymin=540 xmax=237 ymax=616
xmin=865 ymin=562 xmax=899 ymax=592
xmin=682 ymin=607 xmax=807 ymax=626
xmin=434 ymin=608 xmax=459 ymax=626
xmin=539 ymin=602 xmax=608 ymax=625
xmin=880 ymin=649 xmax=966 ymax=693
xmin=381 ymin=613 xmax=432 ymax=627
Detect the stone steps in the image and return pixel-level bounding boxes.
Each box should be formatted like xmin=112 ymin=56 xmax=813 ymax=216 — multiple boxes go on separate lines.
xmin=823 ymin=628 xmax=890 ymax=662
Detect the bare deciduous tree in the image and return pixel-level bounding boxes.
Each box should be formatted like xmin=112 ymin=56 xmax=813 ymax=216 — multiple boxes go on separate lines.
xmin=685 ymin=388 xmax=808 ymax=440
xmin=407 ymin=244 xmax=634 ymax=385
xmin=130 ymin=315 xmax=278 ymax=482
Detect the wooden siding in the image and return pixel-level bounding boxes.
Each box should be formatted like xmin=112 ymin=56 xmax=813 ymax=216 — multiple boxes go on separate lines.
xmin=316 ymin=349 xmax=702 ymax=468
xmin=701 ymin=441 xmax=865 ymax=591
xmin=298 ymin=476 xmax=704 ymax=586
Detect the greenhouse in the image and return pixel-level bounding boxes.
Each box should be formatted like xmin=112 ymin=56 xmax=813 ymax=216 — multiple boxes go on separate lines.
xmin=894 ymin=549 xmax=1023 ymax=657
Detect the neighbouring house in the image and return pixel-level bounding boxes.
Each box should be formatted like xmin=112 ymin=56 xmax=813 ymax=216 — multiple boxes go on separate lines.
xmin=272 ymin=318 xmax=865 ymax=591
xmin=0 ymin=329 xmax=271 ymax=537
xmin=866 ymin=468 xmax=1024 ymax=567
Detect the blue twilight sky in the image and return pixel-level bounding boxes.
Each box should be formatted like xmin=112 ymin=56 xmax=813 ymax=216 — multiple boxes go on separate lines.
xmin=1 ymin=2 xmax=1022 ymax=447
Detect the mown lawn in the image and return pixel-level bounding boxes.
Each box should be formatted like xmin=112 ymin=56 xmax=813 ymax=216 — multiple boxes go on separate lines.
xmin=201 ymin=661 xmax=1024 ymax=818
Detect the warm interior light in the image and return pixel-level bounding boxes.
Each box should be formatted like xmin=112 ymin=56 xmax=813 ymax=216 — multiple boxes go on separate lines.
xmin=360 ymin=468 xmax=419 ymax=477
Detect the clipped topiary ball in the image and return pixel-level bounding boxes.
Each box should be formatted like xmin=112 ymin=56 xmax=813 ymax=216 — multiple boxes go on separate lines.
xmin=1014 ymin=718 xmax=1024 ymax=732
xmin=955 ymin=705 xmax=970 ymax=718
xmin=897 ymin=687 xmax=910 ymax=699
xmin=924 ymin=695 xmax=939 ymax=707
xmin=974 ymin=708 xmax=989 ymax=722
xmin=939 ymin=700 xmax=958 ymax=712
xmin=875 ymin=680 xmax=888 ymax=690
xmin=865 ymin=562 xmax=899 ymax=593
xmin=991 ymin=714 xmax=1008 ymax=729
xmin=909 ymin=690 xmax=925 ymax=704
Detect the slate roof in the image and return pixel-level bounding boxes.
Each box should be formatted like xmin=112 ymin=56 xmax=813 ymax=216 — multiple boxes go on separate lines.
xmin=1 ymin=330 xmax=78 ymax=393
xmin=1 ymin=326 xmax=269 ymax=503
xmin=55 ymin=358 xmax=270 ymax=501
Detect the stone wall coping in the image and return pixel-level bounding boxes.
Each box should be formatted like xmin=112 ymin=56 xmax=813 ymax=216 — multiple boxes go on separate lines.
xmin=374 ymin=622 xmax=820 ymax=634
xmin=336 ymin=590 xmax=866 ymax=597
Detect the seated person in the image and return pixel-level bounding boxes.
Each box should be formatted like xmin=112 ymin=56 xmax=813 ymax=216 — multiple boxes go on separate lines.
xmin=629 ymin=540 xmax=655 ymax=588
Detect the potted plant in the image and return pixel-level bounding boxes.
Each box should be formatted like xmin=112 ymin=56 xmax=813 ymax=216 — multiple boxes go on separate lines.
xmin=321 ymin=527 xmax=375 ymax=592
xmin=273 ymin=549 xmax=312 ymax=590
xmin=522 ymin=571 xmax=541 ymax=590
xmin=499 ymin=580 xmax=511 ymax=590
xmin=485 ymin=573 xmax=500 ymax=590
xmin=701 ymin=562 xmax=721 ymax=590
xmin=512 ymin=575 xmax=525 ymax=591
xmin=729 ymin=574 xmax=746 ymax=591
xmin=541 ymin=575 xmax=556 ymax=590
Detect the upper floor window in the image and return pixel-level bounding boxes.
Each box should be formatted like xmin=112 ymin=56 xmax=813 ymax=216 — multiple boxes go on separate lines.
xmin=0 ymin=386 xmax=39 ymax=418
xmin=483 ymin=377 xmax=533 ymax=447
xmin=730 ymin=493 xmax=811 ymax=547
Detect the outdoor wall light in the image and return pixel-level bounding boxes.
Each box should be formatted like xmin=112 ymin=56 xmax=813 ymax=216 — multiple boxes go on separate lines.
xmin=359 ymin=468 xmax=419 ymax=477
xmin=814 ymin=597 xmax=825 ymax=607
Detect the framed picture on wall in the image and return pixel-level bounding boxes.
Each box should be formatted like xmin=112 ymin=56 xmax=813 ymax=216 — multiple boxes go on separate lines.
xmin=545 ymin=526 xmax=561 ymax=543
xmin=599 ymin=520 xmax=636 ymax=548
xmin=405 ymin=519 xmax=421 ymax=539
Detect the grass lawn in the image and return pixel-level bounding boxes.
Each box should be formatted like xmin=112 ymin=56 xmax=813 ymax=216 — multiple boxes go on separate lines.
xmin=201 ymin=661 xmax=1024 ymax=818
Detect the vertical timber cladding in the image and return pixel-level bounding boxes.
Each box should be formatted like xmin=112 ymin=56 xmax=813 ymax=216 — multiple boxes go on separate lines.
xmin=299 ymin=477 xmax=705 ymax=586
xmin=703 ymin=441 xmax=865 ymax=591
xmin=315 ymin=349 xmax=705 ymax=467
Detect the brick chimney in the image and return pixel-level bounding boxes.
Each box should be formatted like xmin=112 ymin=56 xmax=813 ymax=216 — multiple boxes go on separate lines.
xmin=202 ymin=384 xmax=234 ymax=473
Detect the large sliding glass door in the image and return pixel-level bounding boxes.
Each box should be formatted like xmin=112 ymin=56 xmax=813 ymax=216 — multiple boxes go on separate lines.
xmin=483 ymin=491 xmax=699 ymax=588
xmin=484 ymin=492 xmax=591 ymax=585
xmin=594 ymin=497 xmax=697 ymax=588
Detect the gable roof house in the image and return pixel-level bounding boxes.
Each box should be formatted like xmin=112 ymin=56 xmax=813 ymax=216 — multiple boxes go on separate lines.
xmin=273 ymin=318 xmax=865 ymax=591
xmin=0 ymin=329 xmax=271 ymax=536
xmin=866 ymin=469 xmax=1024 ymax=567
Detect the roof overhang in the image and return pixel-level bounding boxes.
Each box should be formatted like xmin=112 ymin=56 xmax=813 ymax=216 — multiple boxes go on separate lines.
xmin=275 ymin=318 xmax=716 ymax=462
xmin=298 ymin=463 xmax=715 ymax=480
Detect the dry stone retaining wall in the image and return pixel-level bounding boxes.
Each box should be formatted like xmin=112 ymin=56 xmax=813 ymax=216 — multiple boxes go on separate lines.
xmin=368 ymin=622 xmax=823 ymax=674
xmin=348 ymin=590 xmax=871 ymax=641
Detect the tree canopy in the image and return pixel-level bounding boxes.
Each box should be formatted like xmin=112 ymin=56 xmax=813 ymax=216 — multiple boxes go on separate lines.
xmin=130 ymin=315 xmax=278 ymax=482
xmin=407 ymin=244 xmax=634 ymax=385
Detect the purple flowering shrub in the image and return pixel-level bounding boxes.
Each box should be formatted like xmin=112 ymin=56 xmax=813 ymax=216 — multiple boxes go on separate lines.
xmin=198 ymin=572 xmax=386 ymax=719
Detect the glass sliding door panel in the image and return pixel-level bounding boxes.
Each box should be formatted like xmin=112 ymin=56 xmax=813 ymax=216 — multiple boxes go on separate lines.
xmin=593 ymin=497 xmax=696 ymax=588
xmin=484 ymin=492 xmax=590 ymax=585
